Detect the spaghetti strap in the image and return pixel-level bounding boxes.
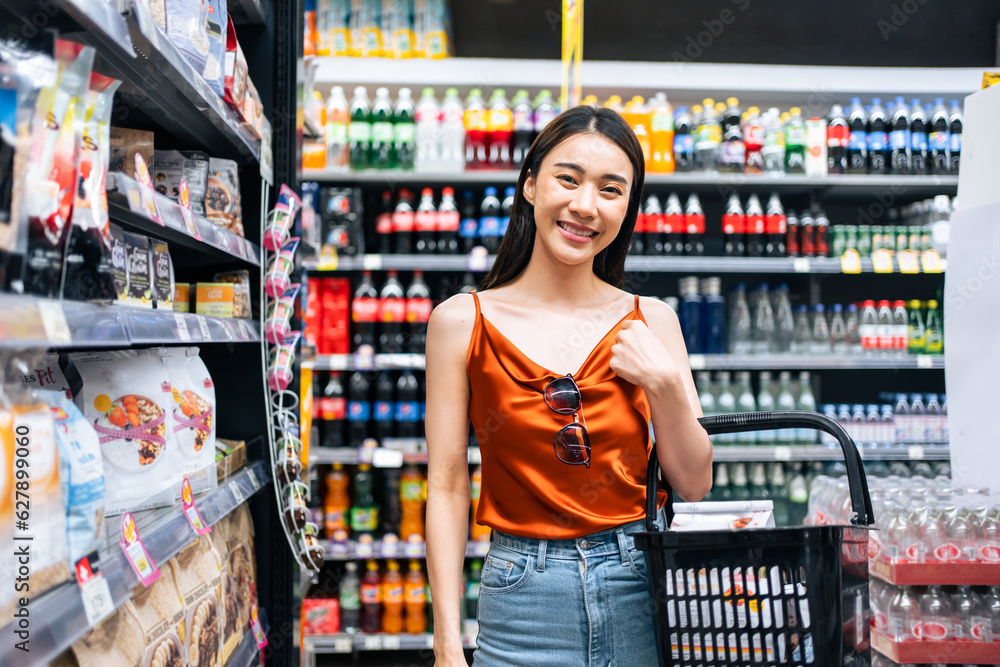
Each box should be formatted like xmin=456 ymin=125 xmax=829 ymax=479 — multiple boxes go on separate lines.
xmin=633 ymin=294 xmax=640 ymax=311
xmin=471 ymin=289 xmax=482 ymax=319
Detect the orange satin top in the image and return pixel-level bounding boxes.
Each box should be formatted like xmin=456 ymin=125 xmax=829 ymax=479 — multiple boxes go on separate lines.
xmin=467 ymin=291 xmax=667 ymax=540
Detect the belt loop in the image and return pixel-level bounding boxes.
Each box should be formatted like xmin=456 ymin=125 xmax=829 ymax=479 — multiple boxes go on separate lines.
xmin=615 ymin=528 xmax=630 ymax=567
xmin=536 ymin=539 xmax=547 ymax=572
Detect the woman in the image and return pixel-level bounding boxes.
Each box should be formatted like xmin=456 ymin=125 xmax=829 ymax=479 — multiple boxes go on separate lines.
xmin=425 ymin=105 xmax=713 ymax=666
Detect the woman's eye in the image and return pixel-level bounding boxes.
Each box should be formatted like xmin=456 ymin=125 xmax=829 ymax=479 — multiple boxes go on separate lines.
xmin=557 ymin=174 xmax=577 ymax=185
xmin=603 ymin=187 xmax=624 ymax=195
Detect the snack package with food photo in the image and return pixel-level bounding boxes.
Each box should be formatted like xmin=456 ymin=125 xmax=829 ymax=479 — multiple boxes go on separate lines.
xmin=160 ymin=346 xmax=218 ymax=492
xmin=213 ymin=269 xmax=251 ymax=318
xmin=152 ymin=240 xmax=175 ymax=310
xmin=223 ymin=17 xmax=248 ymax=114
xmin=64 ymin=348 xmax=178 ymax=514
xmin=109 ymin=222 xmax=129 ymax=304
xmin=207 ymin=516 xmax=244 ymax=663
xmin=164 ymin=0 xmax=226 ymax=96
xmin=153 ymin=149 xmax=209 ymax=216
xmin=62 ymin=72 xmax=121 ymax=302
xmin=22 ymin=41 xmax=94 ymax=298
xmin=69 ymin=605 xmax=144 ymax=667
xmin=123 ymin=230 xmax=153 ymax=307
xmin=108 ymin=127 xmax=154 ymax=179
xmin=169 ymin=535 xmax=224 ymax=667
xmin=226 ymin=503 xmax=257 ymax=633
xmin=121 ymin=572 xmax=186 ymax=667
xmin=206 ymin=157 xmax=242 ymax=236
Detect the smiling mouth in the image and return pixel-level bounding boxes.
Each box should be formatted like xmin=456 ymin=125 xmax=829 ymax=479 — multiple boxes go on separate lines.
xmin=557 ymin=221 xmax=597 ymax=238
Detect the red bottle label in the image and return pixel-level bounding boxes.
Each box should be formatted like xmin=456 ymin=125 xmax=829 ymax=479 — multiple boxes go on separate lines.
xmin=360 ymin=583 xmax=381 ymax=604
xmin=392 ymin=210 xmax=415 ymax=233
xmin=765 ymin=213 xmax=787 ymax=235
xmin=321 ymin=397 xmax=347 ymax=420
xmin=351 ymin=297 xmax=380 ymax=323
xmin=376 ymin=212 xmax=393 ymax=235
xmin=722 ymin=213 xmax=744 ymax=235
xmin=747 ymin=214 xmax=765 ymax=234
xmin=634 ymin=211 xmax=647 ymax=233
xmin=827 ymin=124 xmax=849 ymax=147
xmin=686 ymin=213 xmax=705 ymax=234
xmin=380 ymin=296 xmax=406 ymax=323
xmin=646 ymin=212 xmax=664 ymax=234
xmin=415 ymin=210 xmax=436 ymax=233
xmin=665 ymin=213 xmax=683 ymax=235
xmin=436 ymin=210 xmax=461 ymax=232
xmin=405 ymin=297 xmax=433 ymax=323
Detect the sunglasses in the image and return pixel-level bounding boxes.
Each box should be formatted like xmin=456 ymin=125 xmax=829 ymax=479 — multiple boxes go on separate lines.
xmin=543 ymin=374 xmax=592 ymax=468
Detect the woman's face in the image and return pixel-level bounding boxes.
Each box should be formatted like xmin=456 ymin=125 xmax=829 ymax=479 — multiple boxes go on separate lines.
xmin=524 ymin=132 xmax=633 ymax=266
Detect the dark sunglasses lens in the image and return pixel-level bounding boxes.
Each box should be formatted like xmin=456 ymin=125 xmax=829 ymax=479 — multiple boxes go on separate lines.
xmin=544 ymin=377 xmax=581 ymax=414
xmin=554 ymin=424 xmax=591 ymax=465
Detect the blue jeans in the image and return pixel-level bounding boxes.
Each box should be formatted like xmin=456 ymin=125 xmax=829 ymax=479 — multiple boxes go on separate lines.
xmin=472 ymin=512 xmax=664 ymax=667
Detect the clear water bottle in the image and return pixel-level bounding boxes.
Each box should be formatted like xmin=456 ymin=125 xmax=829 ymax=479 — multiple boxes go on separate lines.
xmin=776 ymin=372 xmax=797 ymax=444
xmin=414 ymin=87 xmax=441 ymax=172
xmin=439 ymin=87 xmax=466 ymax=173
xmin=845 ymin=303 xmax=862 ymax=353
xmin=829 ymin=304 xmax=847 ymax=354
xmin=820 ymin=404 xmax=838 ymax=448
xmin=796 ymin=372 xmax=816 ymax=443
xmin=790 ymin=305 xmax=812 ymax=355
xmin=735 ymin=371 xmax=757 ymax=445
xmin=757 ymin=371 xmax=777 ymax=445
xmin=772 ymin=284 xmax=794 ymax=353
xmin=886 ymin=507 xmax=920 ymax=564
xmin=696 ymin=371 xmax=716 ymax=417
xmin=920 ymin=585 xmax=953 ymax=640
xmin=950 ymin=585 xmax=980 ymax=640
xmin=729 ymin=283 xmax=752 ymax=355
xmin=752 ymin=284 xmax=775 ymax=354
xmin=866 ymin=404 xmax=883 ymax=447
xmin=810 ymin=304 xmax=830 ymax=355
xmin=762 ymin=108 xmax=786 ymax=175
xmin=715 ymin=371 xmax=737 ymax=444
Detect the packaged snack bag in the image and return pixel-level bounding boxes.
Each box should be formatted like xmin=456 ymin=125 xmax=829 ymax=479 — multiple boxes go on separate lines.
xmin=108 ymin=127 xmax=154 ymax=178
xmin=69 ymin=606 xmax=144 ymax=667
xmin=65 ymin=349 xmax=176 ymax=514
xmin=62 ymin=72 xmax=121 ymax=302
xmin=205 ymin=157 xmax=242 ymax=236
xmin=226 ymin=503 xmax=257 ymax=632
xmin=121 ymin=571 xmax=186 ymax=667
xmin=160 ymin=347 xmax=217 ymax=465
xmin=152 ymin=240 xmax=175 ymax=310
xmin=153 ymin=149 xmax=209 ymax=216
xmin=123 ymin=231 xmax=153 ymax=307
xmin=170 ymin=536 xmax=224 ymax=667
xmin=108 ymin=222 xmax=128 ymax=304
xmin=213 ymin=269 xmax=251 ymax=319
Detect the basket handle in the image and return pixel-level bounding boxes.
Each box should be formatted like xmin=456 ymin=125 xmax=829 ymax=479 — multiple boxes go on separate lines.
xmin=645 ymin=411 xmax=875 ymax=531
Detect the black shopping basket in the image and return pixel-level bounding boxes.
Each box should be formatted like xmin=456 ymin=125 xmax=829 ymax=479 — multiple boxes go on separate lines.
xmin=632 ymin=411 xmax=875 ymax=667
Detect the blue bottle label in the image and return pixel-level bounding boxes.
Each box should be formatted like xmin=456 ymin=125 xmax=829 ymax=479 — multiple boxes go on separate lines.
xmin=673 ymin=134 xmax=694 ymax=155
xmin=395 ymin=401 xmax=420 ymax=422
xmin=950 ymin=133 xmax=961 ymax=152
xmin=348 ymin=401 xmax=371 ymax=421
xmin=420 ymin=401 xmax=426 ymax=421
xmin=929 ymin=131 xmax=949 ymax=149
xmin=848 ymin=131 xmax=866 ymax=150
xmin=479 ymin=216 xmax=501 ymax=237
xmin=500 ymin=216 xmax=510 ymax=235
xmin=911 ymin=132 xmax=928 ymax=151
xmin=867 ymin=132 xmax=888 ymax=151
xmin=889 ymin=130 xmax=908 ymax=150
xmin=374 ymin=401 xmax=393 ymax=422
xmin=460 ymin=217 xmax=479 ymax=239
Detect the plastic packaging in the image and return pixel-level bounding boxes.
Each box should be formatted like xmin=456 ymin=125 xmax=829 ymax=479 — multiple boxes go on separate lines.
xmin=266 ymin=283 xmax=300 ymax=344
xmin=268 ymin=331 xmax=301 ymax=391
xmin=263 ymin=184 xmax=303 ymax=251
xmin=265 ymin=236 xmax=299 ymax=298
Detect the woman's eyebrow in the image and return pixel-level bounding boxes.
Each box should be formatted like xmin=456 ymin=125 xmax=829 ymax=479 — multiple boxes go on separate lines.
xmin=553 ymin=162 xmax=627 ymax=184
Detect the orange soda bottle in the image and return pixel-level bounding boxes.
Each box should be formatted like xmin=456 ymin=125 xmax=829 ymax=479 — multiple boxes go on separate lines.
xmin=399 ymin=464 xmax=426 ymax=541
xmin=623 ymin=96 xmax=651 ymax=168
xmin=603 ymin=95 xmax=624 ymax=115
xmin=381 ymin=559 xmax=405 ymax=634
xmin=404 ymin=560 xmax=427 ymax=634
xmin=323 ymin=463 xmax=351 ymax=539
xmin=469 ymin=466 xmax=490 ymax=541
xmin=648 ymin=92 xmax=675 ymax=173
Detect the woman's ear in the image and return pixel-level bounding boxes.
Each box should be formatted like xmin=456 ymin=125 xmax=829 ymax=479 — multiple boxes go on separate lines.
xmin=523 ymin=170 xmax=535 ymax=206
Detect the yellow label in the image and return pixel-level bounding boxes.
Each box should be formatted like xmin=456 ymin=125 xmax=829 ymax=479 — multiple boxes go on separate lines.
xmin=872 ymin=248 xmax=894 ymax=273
xmin=983 ymin=72 xmax=1000 ymax=89
xmin=392 ymin=29 xmax=414 ymax=58
xmin=840 ymin=249 xmax=862 ymax=274
xmin=362 ymin=27 xmax=382 ymax=57
xmin=898 ymin=250 xmax=920 ymax=274
xmin=332 ymin=28 xmax=350 ymax=56
xmin=922 ymin=250 xmax=942 ymax=273
xmin=427 ymin=31 xmax=448 ymax=58
xmin=94 ymin=394 xmax=112 ymax=413
xmin=317 ymin=245 xmax=339 ymax=271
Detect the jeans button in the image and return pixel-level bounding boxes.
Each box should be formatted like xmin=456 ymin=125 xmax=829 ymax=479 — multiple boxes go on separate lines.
xmin=579 ymin=539 xmax=590 ymax=549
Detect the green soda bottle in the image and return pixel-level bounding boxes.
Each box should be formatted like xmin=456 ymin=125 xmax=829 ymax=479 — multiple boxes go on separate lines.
xmin=349 ymin=86 xmax=372 ymax=169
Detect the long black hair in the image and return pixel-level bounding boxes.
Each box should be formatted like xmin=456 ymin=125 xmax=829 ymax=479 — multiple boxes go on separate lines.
xmin=479 ymin=105 xmax=645 ymax=291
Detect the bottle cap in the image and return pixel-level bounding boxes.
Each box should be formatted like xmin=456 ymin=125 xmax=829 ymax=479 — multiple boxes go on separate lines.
xmin=878 ymin=300 xmax=891 ymax=308
xmin=727 ymin=97 xmax=738 ymax=106
xmin=909 ymin=299 xmax=922 ymax=309
xmin=893 ymin=300 xmax=906 ymax=308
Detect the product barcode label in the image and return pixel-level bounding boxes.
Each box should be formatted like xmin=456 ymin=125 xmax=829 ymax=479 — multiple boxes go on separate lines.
xmin=230 ymin=480 xmax=246 ymax=505
xmin=792 ymin=258 xmax=810 ymax=273
xmin=383 ymin=636 xmax=401 ymax=650
xmin=246 ymin=468 xmax=259 ymax=489
xmin=79 ymin=574 xmax=115 ymax=627
xmin=362 ymin=255 xmax=383 ymax=270
xmin=198 ymin=317 xmax=212 ymax=341
xmin=363 ymin=636 xmax=382 ymax=650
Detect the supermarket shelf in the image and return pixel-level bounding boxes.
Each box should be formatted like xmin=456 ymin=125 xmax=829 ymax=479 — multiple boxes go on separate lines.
xmin=109 ymin=175 xmax=261 ymax=267
xmin=302 ymin=633 xmax=476 ymax=653
xmin=0 ymin=294 xmax=261 ymax=349
xmin=301 ymin=254 xmax=946 ymax=275
xmin=303 ymin=168 xmax=958 ymax=196
xmin=309 ymin=445 xmax=481 ymax=466
xmin=69 ymin=0 xmax=262 ymax=164
xmin=324 ymin=538 xmax=491 ymax=561
xmin=713 ymin=444 xmax=950 ymax=462
xmin=1 ymin=0 xmax=135 ymax=62
xmin=226 ymin=615 xmax=268 ymax=667
xmin=309 ymin=57 xmax=982 ymax=107
xmin=871 ymin=559 xmax=1000 ymax=587
xmin=305 ymin=353 xmax=943 ymax=372
xmin=0 ymin=462 xmax=269 ymax=667
xmin=872 ymin=630 xmax=1000 ymax=664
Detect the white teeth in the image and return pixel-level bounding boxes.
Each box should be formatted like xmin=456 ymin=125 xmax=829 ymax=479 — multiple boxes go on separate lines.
xmin=558 ymin=221 xmax=596 ymax=238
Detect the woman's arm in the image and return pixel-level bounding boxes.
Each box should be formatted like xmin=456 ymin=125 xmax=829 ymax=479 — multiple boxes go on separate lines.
xmin=611 ymin=298 xmax=713 ymax=502
xmin=425 ymin=294 xmax=477 ymax=663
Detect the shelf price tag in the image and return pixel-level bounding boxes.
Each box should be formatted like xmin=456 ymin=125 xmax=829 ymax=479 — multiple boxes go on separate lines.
xmin=174 ymin=314 xmax=192 ymax=341
xmin=75 ymin=554 xmax=115 ymax=627
xmin=403 ymin=540 xmax=424 ymax=558
xmin=259 ymin=120 xmax=274 ymax=186
xmin=897 ymin=250 xmax=920 ymax=274
xmin=840 ymin=249 xmax=862 ymax=274
xmin=872 ymin=248 xmax=895 ymax=273
xmin=181 ymin=477 xmax=212 ymax=535
xmin=353 ymin=346 xmax=375 ymax=371
xmin=329 ymin=540 xmax=350 ymax=559
xmin=333 ymin=637 xmax=353 ymax=653
xmin=362 ymin=254 xmax=383 ymax=271
xmin=120 ymin=512 xmax=161 ymax=586
xmin=425 ymin=635 xmax=435 ymax=649
xmin=372 ymin=448 xmax=404 ymax=468
xmin=921 ymin=249 xmax=943 ymax=273
xmin=363 ymin=636 xmax=383 ymax=650
xmin=381 ymin=540 xmax=399 ymax=558
xmin=916 ymin=355 xmax=934 ymax=369
xmin=198 ymin=317 xmax=213 ymax=341
xmin=383 ymin=636 xmax=401 ymax=650
xmin=37 ymin=301 xmax=72 ymax=344
xmin=354 ymin=541 xmax=374 ymax=558
xmin=467 ymin=246 xmax=489 ymax=272
xmin=908 ymin=445 xmax=926 ymax=460
xmin=246 ymin=467 xmax=260 ymax=489
xmin=230 ymin=479 xmax=246 ymax=505
xmin=688 ymin=354 xmax=706 ymax=370
xmin=251 ymin=603 xmax=269 ymax=651
xmin=792 ymin=258 xmax=811 ymax=273
xmin=773 ymin=446 xmax=793 ymax=461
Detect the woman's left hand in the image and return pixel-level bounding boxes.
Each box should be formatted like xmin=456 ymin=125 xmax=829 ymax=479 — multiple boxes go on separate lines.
xmin=610 ymin=319 xmax=680 ymax=393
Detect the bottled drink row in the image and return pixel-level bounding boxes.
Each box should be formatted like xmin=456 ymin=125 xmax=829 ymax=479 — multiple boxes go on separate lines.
xmin=318 ymin=87 xmax=964 ymax=175
xmin=312 ymin=370 xmax=427 ymax=449
xmin=304 ymin=0 xmax=453 ymax=59
xmin=873 ymin=581 xmax=1000 ymax=645
xmin=823 ymin=394 xmax=949 ymax=447
xmin=830 ymin=195 xmax=954 ymax=260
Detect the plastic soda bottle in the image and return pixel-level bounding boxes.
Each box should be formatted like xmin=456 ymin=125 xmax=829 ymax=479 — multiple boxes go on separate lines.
xmin=693 ymin=98 xmax=721 ymax=171
xmin=349 ymin=86 xmax=372 ymax=169
xmin=929 ymin=98 xmax=950 ymax=174
xmin=399 ymin=464 xmax=426 ymax=541
xmin=889 ymin=96 xmax=911 ymax=174
xmin=672 ymin=106 xmax=695 ymax=172
xmin=439 ymin=88 xmax=466 ymax=173
xmin=533 ymin=89 xmax=558 ymax=140
xmin=743 ymin=106 xmax=765 ymax=173
xmin=510 ymin=89 xmax=534 ymax=167
xmin=648 ymin=93 xmax=675 ymax=173
xmin=909 ymin=99 xmax=928 ymax=174
xmin=325 ymin=86 xmax=350 ymax=170
xmin=360 ymin=560 xmax=382 ymax=633
xmin=381 ymin=559 xmax=404 ymax=633
xmin=486 ymin=89 xmax=513 ymax=169
xmin=414 ymin=87 xmax=440 ymax=173
xmin=762 ymin=108 xmax=786 ymax=174
xmin=324 ymin=463 xmax=351 ymax=538
xmin=340 ymin=561 xmax=361 ymax=632
xmin=784 ymin=107 xmax=806 ymax=173
xmin=463 ymin=89 xmax=488 ymax=169
xmin=867 ymin=98 xmax=889 ymax=174
xmin=370 ymin=87 xmax=395 ymax=169
xmin=847 ymin=98 xmax=868 ymax=174
xmin=718 ymin=97 xmax=744 ymax=172
xmin=924 ymin=300 xmax=943 ymax=354
xmin=404 ymin=560 xmax=427 ymax=634
xmin=350 ymin=464 xmax=380 ymax=539
xmin=948 ymin=100 xmax=962 ymax=172
xmin=393 ymin=87 xmax=416 ymax=170
xmin=826 ymin=103 xmax=848 ymax=174
xmin=623 ymin=95 xmax=651 ymax=167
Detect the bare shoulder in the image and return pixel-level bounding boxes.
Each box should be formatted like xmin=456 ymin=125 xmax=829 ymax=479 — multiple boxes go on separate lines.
xmin=427 ymin=293 xmax=478 ymax=350
xmin=638 ymin=296 xmax=680 ymax=330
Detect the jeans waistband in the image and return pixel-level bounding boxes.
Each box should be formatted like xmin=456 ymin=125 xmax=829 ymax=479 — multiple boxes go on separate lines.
xmin=490 ymin=508 xmax=665 ymax=561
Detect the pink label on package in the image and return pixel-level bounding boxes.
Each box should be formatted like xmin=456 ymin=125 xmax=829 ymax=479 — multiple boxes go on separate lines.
xmin=120 ymin=511 xmax=161 ymax=586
